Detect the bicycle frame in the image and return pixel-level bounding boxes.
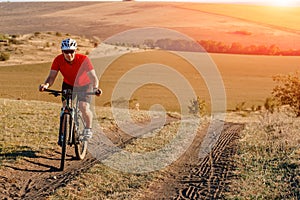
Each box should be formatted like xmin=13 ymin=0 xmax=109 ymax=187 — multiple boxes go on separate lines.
xmin=44 ymin=88 xmax=96 ymax=170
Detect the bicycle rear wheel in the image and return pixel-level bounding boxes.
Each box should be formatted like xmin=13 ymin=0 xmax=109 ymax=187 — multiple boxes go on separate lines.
xmin=60 ymin=114 xmax=71 ymax=171
xmin=74 ymin=112 xmax=88 ymax=160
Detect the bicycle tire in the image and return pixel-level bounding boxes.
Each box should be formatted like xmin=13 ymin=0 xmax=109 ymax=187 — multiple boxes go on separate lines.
xmin=60 ymin=114 xmax=71 ymax=171
xmin=74 ymin=112 xmax=88 ymax=160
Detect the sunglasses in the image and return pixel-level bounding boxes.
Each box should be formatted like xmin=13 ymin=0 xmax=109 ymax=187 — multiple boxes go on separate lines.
xmin=63 ymin=50 xmax=75 ymax=54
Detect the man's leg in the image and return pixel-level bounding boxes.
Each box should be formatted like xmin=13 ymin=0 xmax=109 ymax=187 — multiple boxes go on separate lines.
xmin=79 ymin=101 xmax=93 ymax=128
xmin=79 ymin=101 xmax=93 ymax=139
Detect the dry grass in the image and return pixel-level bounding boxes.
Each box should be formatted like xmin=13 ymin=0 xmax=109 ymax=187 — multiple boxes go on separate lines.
xmin=0 ymin=32 xmax=96 ymax=66
xmin=211 ymin=54 xmax=300 ymax=110
xmin=51 ymin=163 xmax=155 ymax=200
xmin=226 ymin=109 xmax=300 ymax=199
xmin=0 ymin=99 xmax=60 ymax=156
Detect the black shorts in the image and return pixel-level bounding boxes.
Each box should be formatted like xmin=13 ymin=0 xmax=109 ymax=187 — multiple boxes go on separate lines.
xmin=61 ymin=82 xmax=92 ymax=103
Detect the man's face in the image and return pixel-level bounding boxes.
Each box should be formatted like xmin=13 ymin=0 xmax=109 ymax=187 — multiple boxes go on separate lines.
xmin=62 ymin=50 xmax=76 ymax=62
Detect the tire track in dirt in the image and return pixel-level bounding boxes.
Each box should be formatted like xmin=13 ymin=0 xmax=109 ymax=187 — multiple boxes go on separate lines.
xmin=21 ymin=155 xmax=98 ymax=200
xmin=174 ymin=123 xmax=244 ymax=199
xmin=0 ymin=149 xmax=99 ymax=200
xmin=135 ymin=122 xmax=243 ymax=200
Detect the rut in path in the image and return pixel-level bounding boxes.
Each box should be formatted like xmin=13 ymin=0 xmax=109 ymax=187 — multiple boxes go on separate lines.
xmin=174 ymin=123 xmax=244 ymax=200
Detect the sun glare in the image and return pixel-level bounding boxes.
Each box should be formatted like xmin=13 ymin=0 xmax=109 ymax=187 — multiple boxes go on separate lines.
xmin=269 ymin=0 xmax=296 ymax=7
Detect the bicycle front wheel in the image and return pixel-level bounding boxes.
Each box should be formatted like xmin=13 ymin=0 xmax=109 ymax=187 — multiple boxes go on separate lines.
xmin=74 ymin=113 xmax=88 ymax=160
xmin=60 ymin=114 xmax=71 ymax=171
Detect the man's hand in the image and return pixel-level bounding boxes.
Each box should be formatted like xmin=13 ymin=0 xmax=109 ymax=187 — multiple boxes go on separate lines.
xmin=39 ymin=83 xmax=49 ymax=92
xmin=94 ymin=88 xmax=102 ymax=96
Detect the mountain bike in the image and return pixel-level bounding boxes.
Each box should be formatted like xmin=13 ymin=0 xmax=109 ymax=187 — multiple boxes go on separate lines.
xmin=44 ymin=88 xmax=98 ymax=171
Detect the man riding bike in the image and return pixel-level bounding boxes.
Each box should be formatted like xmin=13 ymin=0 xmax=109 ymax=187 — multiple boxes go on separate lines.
xmin=39 ymin=38 xmax=101 ymax=145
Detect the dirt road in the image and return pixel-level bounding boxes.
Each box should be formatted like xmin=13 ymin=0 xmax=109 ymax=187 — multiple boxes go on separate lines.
xmin=0 ymin=115 xmax=243 ymax=199
xmin=139 ymin=122 xmax=243 ymax=199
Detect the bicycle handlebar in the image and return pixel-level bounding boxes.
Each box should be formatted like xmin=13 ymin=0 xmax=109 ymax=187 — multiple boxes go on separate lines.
xmin=43 ymin=89 xmax=62 ymax=97
xmin=43 ymin=88 xmax=100 ymax=97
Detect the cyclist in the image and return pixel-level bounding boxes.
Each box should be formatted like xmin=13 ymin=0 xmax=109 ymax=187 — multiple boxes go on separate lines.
xmin=39 ymin=38 xmax=102 ymax=145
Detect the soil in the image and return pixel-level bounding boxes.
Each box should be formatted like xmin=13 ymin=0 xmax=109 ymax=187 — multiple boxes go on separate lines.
xmin=139 ymin=122 xmax=244 ymax=200
xmin=0 ymin=109 xmax=244 ymax=200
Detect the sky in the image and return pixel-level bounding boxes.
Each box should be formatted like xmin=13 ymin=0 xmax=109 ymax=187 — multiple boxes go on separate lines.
xmin=2 ymin=0 xmax=300 ymax=7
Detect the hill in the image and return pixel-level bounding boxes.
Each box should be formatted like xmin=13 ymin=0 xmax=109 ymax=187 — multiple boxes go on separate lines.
xmin=1 ymin=2 xmax=300 ymax=50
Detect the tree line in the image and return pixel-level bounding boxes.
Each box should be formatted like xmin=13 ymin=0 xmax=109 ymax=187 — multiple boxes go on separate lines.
xmin=109 ymin=38 xmax=300 ymax=56
xmin=198 ymin=40 xmax=300 ymax=56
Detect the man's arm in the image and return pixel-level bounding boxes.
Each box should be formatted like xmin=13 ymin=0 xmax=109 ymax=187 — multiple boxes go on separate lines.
xmin=87 ymin=69 xmax=99 ymax=89
xmin=39 ymin=70 xmax=58 ymax=91
xmin=87 ymin=69 xmax=102 ymax=96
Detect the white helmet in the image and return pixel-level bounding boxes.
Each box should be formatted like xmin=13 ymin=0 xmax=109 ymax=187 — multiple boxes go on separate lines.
xmin=61 ymin=38 xmax=77 ymax=50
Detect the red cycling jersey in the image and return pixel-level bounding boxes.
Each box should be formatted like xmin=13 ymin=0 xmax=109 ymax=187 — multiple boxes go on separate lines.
xmin=51 ymin=54 xmax=94 ymax=87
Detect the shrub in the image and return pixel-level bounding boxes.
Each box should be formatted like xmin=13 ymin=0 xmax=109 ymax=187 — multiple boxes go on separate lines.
xmin=251 ymin=104 xmax=262 ymax=112
xmin=272 ymin=72 xmax=300 ymax=116
xmin=45 ymin=42 xmax=50 ymax=48
xmin=55 ymin=32 xmax=62 ymax=37
xmin=34 ymin=32 xmax=41 ymax=36
xmin=235 ymin=101 xmax=246 ymax=111
xmin=264 ymin=97 xmax=277 ymax=113
xmin=0 ymin=34 xmax=9 ymax=40
xmin=0 ymin=51 xmax=10 ymax=61
xmin=9 ymin=38 xmax=23 ymax=45
xmin=188 ymin=97 xmax=207 ymax=116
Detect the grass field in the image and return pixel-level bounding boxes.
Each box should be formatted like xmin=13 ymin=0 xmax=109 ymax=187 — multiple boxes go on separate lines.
xmin=1 ymin=52 xmax=300 ymax=112
xmin=227 ymin=110 xmax=300 ymax=199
